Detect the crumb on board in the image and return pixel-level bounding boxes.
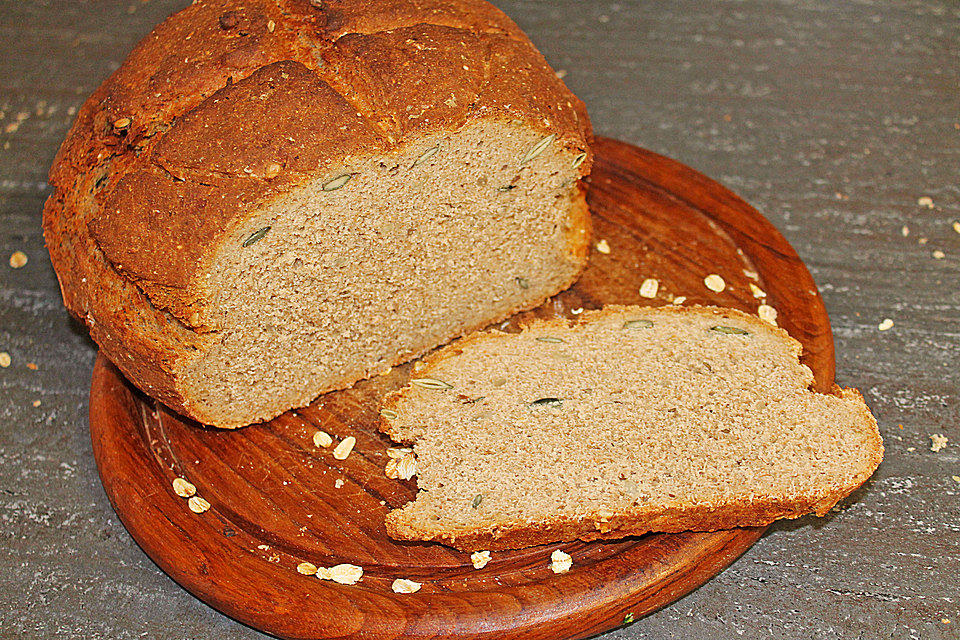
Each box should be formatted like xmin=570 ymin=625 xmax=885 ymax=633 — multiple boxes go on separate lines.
xmin=595 ymin=239 xmax=610 ymax=254
xmin=471 ymin=550 xmax=491 ymax=569
xmin=334 ymin=478 xmax=345 ymax=489
xmin=758 ymin=304 xmax=778 ymax=325
xmin=313 ymin=430 xmax=333 ymax=448
xmin=901 ymin=225 xmax=910 ymax=237
xmin=672 ymin=296 xmax=687 ymax=305
xmin=550 ymin=549 xmax=573 ymax=574
xmin=297 ymin=562 xmax=318 ymax=576
xmin=187 ymin=496 xmax=210 ymax=514
xmin=172 ymin=477 xmax=196 ymax=498
xmin=953 ymin=221 xmax=960 ymax=235
xmin=930 ymin=434 xmax=948 ymax=452
xmin=932 ymin=250 xmax=945 ymax=260
xmin=9 ymin=251 xmax=27 ymax=268
xmin=917 ymin=196 xmax=934 ymax=208
xmin=878 ymin=318 xmax=894 ymax=331
xmin=749 ymin=283 xmax=766 ymax=298
xmin=0 ymin=352 xmax=10 ymax=368
xmin=317 ymin=563 xmax=363 ymax=585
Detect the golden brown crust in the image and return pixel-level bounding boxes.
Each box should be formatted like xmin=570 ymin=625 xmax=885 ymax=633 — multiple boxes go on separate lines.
xmin=44 ymin=0 xmax=592 ymax=422
xmin=380 ymin=305 xmax=884 ymax=551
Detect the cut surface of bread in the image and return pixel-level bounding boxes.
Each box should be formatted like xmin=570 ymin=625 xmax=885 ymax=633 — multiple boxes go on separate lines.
xmin=380 ymin=306 xmax=883 ymax=551
xmin=42 ymin=0 xmax=592 ymax=427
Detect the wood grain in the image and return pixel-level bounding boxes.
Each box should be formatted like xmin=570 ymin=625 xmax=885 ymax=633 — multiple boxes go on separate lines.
xmin=89 ymin=137 xmax=834 ymax=640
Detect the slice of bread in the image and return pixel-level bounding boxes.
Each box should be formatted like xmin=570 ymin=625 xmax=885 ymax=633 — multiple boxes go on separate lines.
xmin=42 ymin=0 xmax=591 ymax=428
xmin=380 ymin=305 xmax=883 ymax=551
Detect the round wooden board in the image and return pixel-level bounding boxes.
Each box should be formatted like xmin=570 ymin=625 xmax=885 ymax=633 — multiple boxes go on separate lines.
xmin=90 ymin=137 xmax=835 ymax=640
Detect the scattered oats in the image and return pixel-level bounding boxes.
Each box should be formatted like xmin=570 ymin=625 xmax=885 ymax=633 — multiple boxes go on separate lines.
xmin=932 ymin=250 xmax=945 ymax=260
xmin=953 ymin=221 xmax=960 ymax=235
xmin=471 ymin=550 xmax=491 ymax=569
xmin=917 ymin=196 xmax=934 ymax=208
xmin=918 ymin=237 xmax=928 ymax=245
xmin=334 ymin=478 xmax=345 ymax=489
xmin=387 ymin=447 xmax=413 ymax=459
xmin=757 ymin=304 xmax=778 ymax=325
xmin=704 ymin=274 xmax=726 ymax=292
xmin=595 ymin=239 xmax=611 ymax=254
xmin=319 ymin=563 xmax=363 ymax=585
xmin=639 ymin=278 xmax=659 ymax=299
xmin=9 ymin=251 xmax=27 ymax=268
xmin=901 ymin=225 xmax=910 ymax=237
xmin=550 ymin=549 xmax=573 ymax=574
xmin=394 ymin=452 xmax=417 ymax=480
xmin=385 ymin=458 xmax=399 ymax=479
xmin=907 ymin=447 xmax=916 ymax=452
xmin=0 ymin=352 xmax=10 ymax=368
xmin=172 ymin=477 xmax=196 ymax=498
xmin=930 ymin=433 xmax=948 ymax=453
xmin=391 ymin=578 xmax=422 ymax=593
xmin=951 ymin=475 xmax=960 ymax=483
xmin=671 ymin=296 xmax=686 ymax=305
xmin=877 ymin=318 xmax=894 ymax=331
xmin=187 ymin=496 xmax=210 ymax=514
xmin=742 ymin=269 xmax=759 ymax=280
xmin=749 ymin=282 xmax=766 ymax=298
xmin=312 ymin=430 xmax=333 ymax=448
xmin=32 ymin=400 xmax=41 ymax=407
xmin=332 ymin=435 xmax=356 ymax=460
xmin=297 ymin=562 xmax=318 ymax=576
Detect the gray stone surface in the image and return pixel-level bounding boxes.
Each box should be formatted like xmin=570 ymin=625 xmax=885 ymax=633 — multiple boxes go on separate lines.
xmin=0 ymin=1 xmax=957 ymax=638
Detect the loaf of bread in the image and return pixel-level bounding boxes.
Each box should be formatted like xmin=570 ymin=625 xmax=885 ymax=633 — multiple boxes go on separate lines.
xmin=380 ymin=306 xmax=883 ymax=551
xmin=43 ymin=0 xmax=592 ymax=427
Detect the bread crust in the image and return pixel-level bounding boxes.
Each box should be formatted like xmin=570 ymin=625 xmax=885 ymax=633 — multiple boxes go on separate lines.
xmin=380 ymin=305 xmax=884 ymax=551
xmin=43 ymin=0 xmax=592 ymax=424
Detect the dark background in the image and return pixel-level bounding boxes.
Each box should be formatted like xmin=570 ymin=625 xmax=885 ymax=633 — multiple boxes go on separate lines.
xmin=1 ymin=1 xmax=957 ymax=638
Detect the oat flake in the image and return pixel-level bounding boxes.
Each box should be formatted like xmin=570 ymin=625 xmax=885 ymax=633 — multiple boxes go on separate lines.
xmin=188 ymin=496 xmax=210 ymax=514
xmin=297 ymin=562 xmax=318 ymax=576
xmin=596 ymin=239 xmax=611 ymax=254
xmin=877 ymin=318 xmax=894 ymax=331
xmin=917 ymin=196 xmax=934 ymax=208
xmin=391 ymin=578 xmax=422 ymax=593
xmin=672 ymin=296 xmax=686 ymax=305
xmin=704 ymin=274 xmax=726 ymax=292
xmin=333 ymin=436 xmax=356 ymax=460
xmin=930 ymin=433 xmax=948 ymax=452
xmin=172 ymin=477 xmax=196 ymax=498
xmin=749 ymin=283 xmax=766 ymax=298
xmin=639 ymin=278 xmax=659 ymax=299
xmin=758 ymin=305 xmax=778 ymax=325
xmin=313 ymin=430 xmax=333 ymax=448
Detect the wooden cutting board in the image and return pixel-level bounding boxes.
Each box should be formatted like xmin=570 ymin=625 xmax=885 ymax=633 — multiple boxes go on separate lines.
xmin=89 ymin=137 xmax=834 ymax=640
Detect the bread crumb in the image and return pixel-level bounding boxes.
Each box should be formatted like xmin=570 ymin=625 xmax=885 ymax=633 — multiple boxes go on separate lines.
xmin=297 ymin=562 xmax=318 ymax=576
xmin=0 ymin=352 xmax=10 ymax=368
xmin=639 ymin=278 xmax=659 ymax=299
xmin=555 ymin=69 xmax=568 ymax=79
xmin=333 ymin=436 xmax=356 ymax=460
xmin=742 ymin=269 xmax=759 ymax=280
xmin=187 ymin=496 xmax=210 ymax=514
xmin=313 ymin=430 xmax=333 ymax=448
xmin=930 ymin=433 xmax=947 ymax=452
xmin=877 ymin=318 xmax=894 ymax=331
xmin=932 ymin=250 xmax=945 ymax=260
xmin=901 ymin=225 xmax=910 ymax=237
xmin=318 ymin=563 xmax=363 ymax=585
xmin=907 ymin=447 xmax=915 ymax=452
xmin=391 ymin=578 xmax=422 ymax=593
xmin=704 ymin=274 xmax=726 ymax=292
xmin=918 ymin=237 xmax=928 ymax=245
xmin=953 ymin=221 xmax=960 ymax=235
xmin=951 ymin=475 xmax=960 ymax=483
xmin=550 ymin=549 xmax=573 ymax=573
xmin=757 ymin=304 xmax=778 ymax=325
xmin=26 ymin=362 xmax=37 ymax=370
xmin=387 ymin=447 xmax=413 ymax=459
xmin=749 ymin=283 xmax=766 ymax=298
xmin=570 ymin=307 xmax=584 ymax=315
xmin=471 ymin=550 xmax=491 ymax=569
xmin=32 ymin=400 xmax=41 ymax=407
xmin=267 ymin=19 xmax=276 ymax=32
xmin=917 ymin=196 xmax=934 ymax=208
xmin=172 ymin=477 xmax=196 ymax=498
xmin=8 ymin=251 xmax=27 ymax=268
xmin=595 ymin=239 xmax=611 ymax=254
xmin=334 ymin=478 xmax=345 ymax=489
xmin=671 ymin=296 xmax=686 ymax=305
